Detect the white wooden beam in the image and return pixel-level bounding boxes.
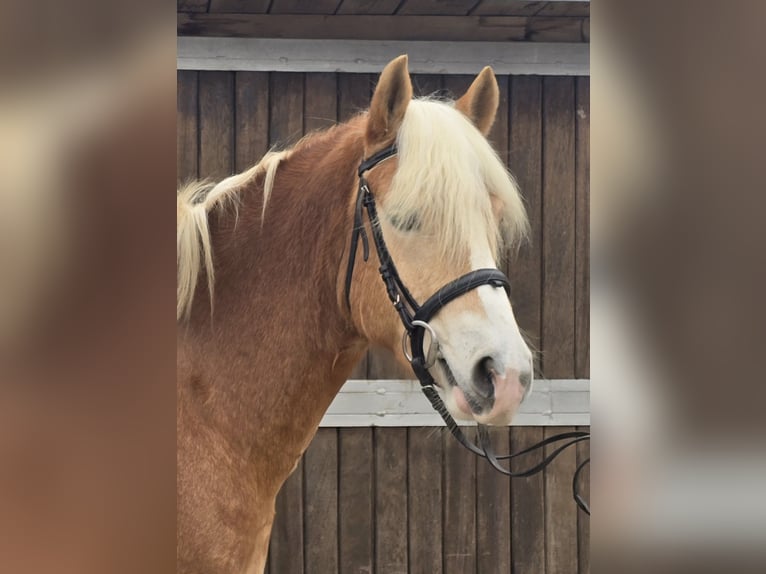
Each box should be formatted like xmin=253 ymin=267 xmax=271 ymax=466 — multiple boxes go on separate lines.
xmin=319 ymin=379 xmax=590 ymax=427
xmin=177 ymin=37 xmax=589 ymax=76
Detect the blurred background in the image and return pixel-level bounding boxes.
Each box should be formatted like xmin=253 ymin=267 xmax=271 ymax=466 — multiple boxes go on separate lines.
xmin=1 ymin=1 xmax=765 ymax=573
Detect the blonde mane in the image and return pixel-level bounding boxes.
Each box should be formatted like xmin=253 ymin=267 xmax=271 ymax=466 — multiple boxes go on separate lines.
xmin=176 ymin=150 xmax=288 ymax=321
xmin=387 ymin=98 xmax=529 ymax=262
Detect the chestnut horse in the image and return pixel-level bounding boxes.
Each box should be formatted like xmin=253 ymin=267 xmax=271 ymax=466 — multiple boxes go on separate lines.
xmin=177 ymin=56 xmax=532 ymax=574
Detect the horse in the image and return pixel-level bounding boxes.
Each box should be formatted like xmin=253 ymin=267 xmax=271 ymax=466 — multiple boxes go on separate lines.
xmin=177 ymin=55 xmax=533 ymax=574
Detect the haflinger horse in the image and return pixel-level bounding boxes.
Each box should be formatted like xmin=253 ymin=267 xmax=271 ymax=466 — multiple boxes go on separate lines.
xmin=177 ymin=55 xmax=533 ymax=574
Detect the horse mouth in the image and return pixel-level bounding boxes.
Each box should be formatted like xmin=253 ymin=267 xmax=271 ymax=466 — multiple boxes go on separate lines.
xmin=437 ymin=357 xmax=485 ymax=415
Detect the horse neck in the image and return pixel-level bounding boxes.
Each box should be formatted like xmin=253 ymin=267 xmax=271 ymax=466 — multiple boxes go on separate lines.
xmin=180 ymin=123 xmax=367 ymax=477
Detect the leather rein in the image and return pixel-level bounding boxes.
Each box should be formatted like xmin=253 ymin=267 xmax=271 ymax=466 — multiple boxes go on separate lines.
xmin=345 ymin=143 xmax=590 ymax=515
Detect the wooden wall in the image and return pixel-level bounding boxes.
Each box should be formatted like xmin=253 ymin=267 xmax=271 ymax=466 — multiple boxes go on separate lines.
xmin=177 ymin=70 xmax=590 ymax=573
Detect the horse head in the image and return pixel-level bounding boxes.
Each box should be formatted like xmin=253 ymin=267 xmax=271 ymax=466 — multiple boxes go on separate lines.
xmin=347 ymin=56 xmax=534 ymax=426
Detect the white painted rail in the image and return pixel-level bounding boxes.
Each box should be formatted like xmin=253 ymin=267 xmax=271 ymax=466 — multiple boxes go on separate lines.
xmin=177 ymin=37 xmax=589 ymax=76
xmin=320 ymin=379 xmax=590 ymax=427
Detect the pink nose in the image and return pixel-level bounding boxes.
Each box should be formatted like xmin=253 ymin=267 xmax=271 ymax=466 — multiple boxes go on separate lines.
xmin=470 ymin=357 xmax=531 ymax=425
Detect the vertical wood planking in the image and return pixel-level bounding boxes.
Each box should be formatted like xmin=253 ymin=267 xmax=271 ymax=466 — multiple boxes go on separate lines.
xmin=270 ymin=72 xmax=305 ymax=149
xmin=304 ymin=73 xmax=338 ymax=132
xmin=235 ymin=71 xmax=269 ymax=172
xmin=304 ymin=428 xmax=339 ymax=574
xmin=338 ymin=73 xmax=373 ymax=379
xmin=510 ymin=426 xmax=545 ymax=573
xmin=576 ymin=425 xmax=590 ymax=574
xmin=487 ymin=74 xmax=510 ymax=163
xmin=488 ymin=75 xmax=511 ymax=276
xmin=375 ymin=428 xmax=408 ymax=573
xmin=270 ymin=461 xmax=305 ymax=573
xmin=508 ymin=76 xmax=543 ymax=373
xmin=339 ymin=428 xmax=375 ymax=574
xmin=367 ymin=348 xmax=412 ymax=379
xmin=338 ymin=73 xmax=372 ymax=122
xmin=544 ymin=425 xmax=578 ymax=574
xmin=408 ymin=429 xmax=443 ymax=573
xmin=199 ymin=71 xmax=234 ymax=180
xmin=541 ymin=76 xmax=576 ymax=379
xmin=411 ymin=73 xmax=443 ymax=97
xmin=476 ymin=427 xmax=511 ymax=574
xmin=177 ymin=70 xmax=198 ymax=183
xmin=574 ymin=77 xmax=590 ymax=379
xmin=443 ymin=74 xmax=473 ymax=103
xmin=267 ymin=71 xmax=306 ymax=574
xmin=443 ymin=432 xmax=476 ymax=574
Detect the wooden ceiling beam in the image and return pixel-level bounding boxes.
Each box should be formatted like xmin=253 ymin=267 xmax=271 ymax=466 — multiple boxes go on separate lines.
xmin=178 ymin=13 xmax=589 ymax=43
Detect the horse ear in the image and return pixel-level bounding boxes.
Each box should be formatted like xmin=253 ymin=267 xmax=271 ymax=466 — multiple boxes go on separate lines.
xmin=366 ymin=55 xmax=412 ymax=146
xmin=454 ymin=66 xmax=499 ymax=136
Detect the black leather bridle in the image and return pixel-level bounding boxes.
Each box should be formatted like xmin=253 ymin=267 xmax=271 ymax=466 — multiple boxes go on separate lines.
xmin=345 ymin=143 xmax=590 ymax=515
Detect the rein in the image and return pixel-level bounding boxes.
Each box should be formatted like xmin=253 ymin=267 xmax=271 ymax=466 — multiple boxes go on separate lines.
xmin=345 ymin=143 xmax=590 ymax=515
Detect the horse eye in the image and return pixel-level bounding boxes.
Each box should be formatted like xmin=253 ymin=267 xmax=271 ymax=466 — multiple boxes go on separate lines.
xmin=389 ymin=213 xmax=420 ymax=232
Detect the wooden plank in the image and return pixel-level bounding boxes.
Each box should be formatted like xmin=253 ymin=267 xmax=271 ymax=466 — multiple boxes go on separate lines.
xmin=408 ymin=428 xmax=443 ymax=573
xmin=338 ymin=72 xmax=371 ymax=121
xmin=471 ymin=0 xmax=545 ymax=16
xmin=177 ymin=38 xmax=591 ymax=76
xmin=508 ymin=76 xmax=543 ymax=373
xmin=397 ymin=0 xmax=479 ymax=15
xmin=338 ymin=428 xmax=375 ymax=574
xmin=487 ymin=74 xmax=511 ymax=277
xmin=234 ymin=71 xmax=269 ymax=172
xmin=304 ymin=428 xmax=339 ymax=574
xmin=537 ymin=1 xmax=590 ymax=17
xmin=575 ymin=76 xmax=590 ymax=378
xmin=544 ymin=425 xmax=578 ymax=574
xmin=304 ymin=72 xmax=338 ymax=132
xmin=208 ymin=0 xmax=270 ymax=12
xmin=198 ymin=71 xmax=234 ymax=179
xmin=411 ymin=73 xmax=443 ymax=98
xmin=337 ymin=0 xmax=401 ymax=14
xmin=527 ymin=16 xmax=588 ymax=42
xmin=576 ymin=424 xmax=590 ymax=574
xmin=367 ymin=347 xmax=412 ymax=379
xmin=177 ymin=70 xmax=198 ymax=183
xmin=443 ymin=73 xmax=473 ymax=102
xmin=475 ymin=427 xmax=511 ymax=574
xmin=443 ymin=431 xmax=476 ymax=574
xmin=269 ymin=460 xmax=304 ymax=573
xmin=338 ymin=72 xmax=371 ymax=379
xmin=270 ymin=0 xmax=343 ymax=14
xmin=176 ymin=14 xmax=590 ymax=42
xmin=510 ymin=426 xmax=545 ymax=573
xmin=487 ymin=74 xmax=509 ymax=163
xmin=374 ymin=428 xmax=408 ymax=573
xmin=178 ymin=0 xmax=209 ymax=12
xmin=269 ymin=72 xmax=304 ymax=149
xmin=541 ymin=76 xmax=576 ymax=379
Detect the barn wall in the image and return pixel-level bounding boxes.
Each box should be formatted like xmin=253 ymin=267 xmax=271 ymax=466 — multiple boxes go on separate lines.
xmin=177 ymin=70 xmax=590 ymax=573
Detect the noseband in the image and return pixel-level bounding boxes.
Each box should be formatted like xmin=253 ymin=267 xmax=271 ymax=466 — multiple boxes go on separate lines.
xmin=345 ymin=143 xmax=590 ymax=515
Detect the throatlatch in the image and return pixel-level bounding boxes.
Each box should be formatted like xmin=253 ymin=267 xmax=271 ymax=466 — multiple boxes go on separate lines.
xmin=345 ymin=142 xmax=590 ymax=515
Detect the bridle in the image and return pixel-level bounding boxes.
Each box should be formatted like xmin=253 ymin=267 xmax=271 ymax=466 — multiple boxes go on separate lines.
xmin=345 ymin=142 xmax=590 ymax=515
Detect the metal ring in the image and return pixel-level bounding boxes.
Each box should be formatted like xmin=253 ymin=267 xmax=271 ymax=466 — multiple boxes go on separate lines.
xmin=401 ymin=320 xmax=440 ymax=368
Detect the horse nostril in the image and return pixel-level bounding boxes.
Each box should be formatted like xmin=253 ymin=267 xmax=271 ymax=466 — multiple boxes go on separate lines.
xmin=471 ymin=356 xmax=496 ymax=399
xmin=520 ymin=370 xmax=532 ymax=389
